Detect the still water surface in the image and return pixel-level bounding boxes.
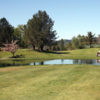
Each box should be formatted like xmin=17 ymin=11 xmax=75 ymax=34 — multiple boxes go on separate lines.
xmin=0 ymin=59 xmax=100 ymax=67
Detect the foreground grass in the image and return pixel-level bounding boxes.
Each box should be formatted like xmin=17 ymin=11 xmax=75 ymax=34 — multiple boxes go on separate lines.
xmin=0 ymin=64 xmax=100 ymax=100
xmin=0 ymin=48 xmax=100 ymax=60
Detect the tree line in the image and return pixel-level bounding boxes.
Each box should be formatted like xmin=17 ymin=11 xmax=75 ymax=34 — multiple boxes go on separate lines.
xmin=0 ymin=10 xmax=100 ymax=52
xmin=52 ymin=32 xmax=99 ymax=51
xmin=0 ymin=10 xmax=57 ymax=51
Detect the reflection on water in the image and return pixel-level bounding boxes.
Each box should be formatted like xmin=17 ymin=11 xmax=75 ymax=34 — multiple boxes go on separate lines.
xmin=0 ymin=59 xmax=100 ymax=67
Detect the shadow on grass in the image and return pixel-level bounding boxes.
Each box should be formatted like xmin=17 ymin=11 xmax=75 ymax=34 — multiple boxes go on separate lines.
xmin=26 ymin=49 xmax=70 ymax=54
xmin=36 ymin=50 xmax=70 ymax=54
xmin=10 ymin=54 xmax=25 ymax=58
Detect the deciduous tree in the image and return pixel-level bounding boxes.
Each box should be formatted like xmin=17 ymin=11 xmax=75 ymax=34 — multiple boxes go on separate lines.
xmin=97 ymin=35 xmax=100 ymax=44
xmin=60 ymin=39 xmax=65 ymax=51
xmin=2 ymin=40 xmax=19 ymax=57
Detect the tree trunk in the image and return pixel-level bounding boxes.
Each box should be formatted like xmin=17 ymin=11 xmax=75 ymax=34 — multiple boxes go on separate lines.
xmin=13 ymin=52 xmax=15 ymax=57
xmin=90 ymin=43 xmax=91 ymax=48
xmin=40 ymin=45 xmax=44 ymax=51
xmin=32 ymin=45 xmax=35 ymax=50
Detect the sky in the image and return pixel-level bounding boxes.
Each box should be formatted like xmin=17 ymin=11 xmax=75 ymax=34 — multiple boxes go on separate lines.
xmin=0 ymin=0 xmax=100 ymax=40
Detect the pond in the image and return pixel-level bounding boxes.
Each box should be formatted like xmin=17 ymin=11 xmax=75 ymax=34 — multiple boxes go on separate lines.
xmin=0 ymin=59 xmax=100 ymax=67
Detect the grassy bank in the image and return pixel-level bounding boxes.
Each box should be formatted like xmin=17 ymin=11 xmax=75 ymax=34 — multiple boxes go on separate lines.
xmin=60 ymin=48 xmax=100 ymax=59
xmin=0 ymin=48 xmax=100 ymax=60
xmin=0 ymin=49 xmax=64 ymax=60
xmin=0 ymin=64 xmax=100 ymax=100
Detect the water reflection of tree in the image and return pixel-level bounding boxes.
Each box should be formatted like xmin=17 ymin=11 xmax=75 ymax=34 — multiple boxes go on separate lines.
xmin=73 ymin=59 xmax=96 ymax=64
xmin=61 ymin=59 xmax=64 ymax=64
xmin=39 ymin=62 xmax=44 ymax=65
xmin=73 ymin=59 xmax=79 ymax=64
xmin=0 ymin=60 xmax=26 ymax=67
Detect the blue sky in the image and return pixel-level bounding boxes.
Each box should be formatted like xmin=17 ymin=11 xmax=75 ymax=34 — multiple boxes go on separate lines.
xmin=0 ymin=0 xmax=100 ymax=40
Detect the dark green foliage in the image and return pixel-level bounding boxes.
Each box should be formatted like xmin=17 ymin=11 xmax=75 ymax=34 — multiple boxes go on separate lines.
xmin=72 ymin=35 xmax=85 ymax=49
xmin=13 ymin=26 xmax=27 ymax=48
xmin=78 ymin=43 xmax=84 ymax=49
xmin=72 ymin=37 xmax=79 ymax=49
xmin=97 ymin=35 xmax=100 ymax=44
xmin=25 ymin=10 xmax=57 ymax=51
xmin=67 ymin=42 xmax=72 ymax=50
xmin=0 ymin=47 xmax=2 ymax=51
xmin=52 ymin=46 xmax=56 ymax=51
xmin=85 ymin=32 xmax=95 ymax=48
xmin=56 ymin=45 xmax=60 ymax=51
xmin=0 ymin=17 xmax=14 ymax=46
xmin=60 ymin=39 xmax=65 ymax=51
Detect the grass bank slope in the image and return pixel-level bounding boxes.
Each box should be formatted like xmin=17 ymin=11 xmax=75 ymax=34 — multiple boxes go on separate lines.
xmin=0 ymin=64 xmax=100 ymax=100
xmin=0 ymin=49 xmax=64 ymax=60
xmin=0 ymin=48 xmax=100 ymax=60
xmin=60 ymin=48 xmax=100 ymax=59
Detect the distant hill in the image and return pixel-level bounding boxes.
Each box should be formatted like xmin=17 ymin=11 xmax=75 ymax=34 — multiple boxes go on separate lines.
xmin=57 ymin=39 xmax=72 ymax=45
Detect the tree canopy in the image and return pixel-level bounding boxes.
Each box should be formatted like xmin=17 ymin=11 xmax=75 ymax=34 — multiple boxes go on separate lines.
xmin=0 ymin=17 xmax=14 ymax=46
xmin=25 ymin=10 xmax=57 ymax=51
xmin=85 ymin=32 xmax=96 ymax=48
xmin=13 ymin=25 xmax=27 ymax=48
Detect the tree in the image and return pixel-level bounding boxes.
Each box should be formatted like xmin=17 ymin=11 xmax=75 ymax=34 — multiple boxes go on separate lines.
xmin=85 ymin=32 xmax=95 ymax=48
xmin=56 ymin=45 xmax=60 ymax=51
xmin=72 ymin=36 xmax=79 ymax=49
xmin=0 ymin=17 xmax=14 ymax=46
xmin=67 ymin=42 xmax=72 ymax=50
xmin=13 ymin=25 xmax=27 ymax=48
xmin=60 ymin=39 xmax=65 ymax=51
xmin=77 ymin=35 xmax=85 ymax=49
xmin=13 ymin=28 xmax=21 ymax=41
xmin=97 ymin=35 xmax=100 ymax=44
xmin=25 ymin=10 xmax=57 ymax=51
xmin=2 ymin=40 xmax=19 ymax=57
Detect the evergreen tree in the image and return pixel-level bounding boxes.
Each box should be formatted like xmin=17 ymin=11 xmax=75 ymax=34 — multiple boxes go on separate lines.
xmin=67 ymin=42 xmax=72 ymax=50
xmin=0 ymin=17 xmax=14 ymax=46
xmin=25 ymin=10 xmax=57 ymax=51
xmin=85 ymin=32 xmax=95 ymax=48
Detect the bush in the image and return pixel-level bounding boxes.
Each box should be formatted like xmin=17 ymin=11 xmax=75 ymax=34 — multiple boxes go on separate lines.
xmin=78 ymin=44 xmax=84 ymax=49
xmin=91 ymin=45 xmax=94 ymax=48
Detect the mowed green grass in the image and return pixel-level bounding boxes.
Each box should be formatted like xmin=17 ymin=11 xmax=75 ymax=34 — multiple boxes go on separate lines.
xmin=0 ymin=64 xmax=100 ymax=100
xmin=0 ymin=48 xmax=100 ymax=60
xmin=60 ymin=48 xmax=100 ymax=59
xmin=0 ymin=49 xmax=64 ymax=60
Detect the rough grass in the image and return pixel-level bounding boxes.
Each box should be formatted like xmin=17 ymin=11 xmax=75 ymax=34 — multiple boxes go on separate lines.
xmin=0 ymin=48 xmax=100 ymax=60
xmin=0 ymin=64 xmax=100 ymax=100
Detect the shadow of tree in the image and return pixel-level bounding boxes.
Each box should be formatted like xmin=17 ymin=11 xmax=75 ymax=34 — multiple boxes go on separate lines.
xmin=10 ymin=54 xmax=25 ymax=58
xmin=27 ymin=49 xmax=70 ymax=54
xmin=41 ymin=50 xmax=70 ymax=54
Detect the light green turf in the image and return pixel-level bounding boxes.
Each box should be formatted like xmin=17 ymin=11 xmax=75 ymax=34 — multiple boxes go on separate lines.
xmin=0 ymin=48 xmax=100 ymax=60
xmin=0 ymin=64 xmax=100 ymax=100
xmin=0 ymin=49 xmax=64 ymax=60
xmin=59 ymin=48 xmax=100 ymax=59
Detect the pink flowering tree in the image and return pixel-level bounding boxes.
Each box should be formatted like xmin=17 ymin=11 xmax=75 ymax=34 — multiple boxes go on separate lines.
xmin=2 ymin=40 xmax=19 ymax=57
